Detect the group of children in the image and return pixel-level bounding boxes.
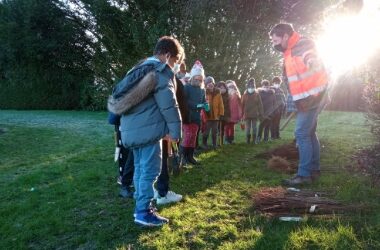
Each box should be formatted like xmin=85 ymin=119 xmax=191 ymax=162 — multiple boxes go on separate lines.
xmin=178 ymin=61 xmax=287 ymax=156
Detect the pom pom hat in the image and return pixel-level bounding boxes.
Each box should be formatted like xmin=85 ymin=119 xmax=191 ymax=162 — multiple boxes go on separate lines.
xmin=190 ymin=60 xmax=205 ymax=79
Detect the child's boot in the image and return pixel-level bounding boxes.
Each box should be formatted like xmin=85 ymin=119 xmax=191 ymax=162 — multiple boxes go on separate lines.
xmin=246 ymin=134 xmax=251 ymax=144
xmin=188 ymin=147 xmax=200 ymax=165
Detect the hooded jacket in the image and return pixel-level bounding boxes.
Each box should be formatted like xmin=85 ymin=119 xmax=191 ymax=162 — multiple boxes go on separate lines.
xmin=107 ymin=57 xmax=181 ymax=148
xmin=183 ymin=82 xmax=206 ymax=125
xmin=241 ymin=90 xmax=263 ymax=119
xmin=228 ymin=93 xmax=242 ymax=123
xmin=205 ymin=88 xmax=224 ymax=120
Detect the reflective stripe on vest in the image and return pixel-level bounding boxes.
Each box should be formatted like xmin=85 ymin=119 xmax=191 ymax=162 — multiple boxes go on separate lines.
xmin=287 ymin=69 xmax=322 ymax=83
xmin=284 ymin=34 xmax=328 ymax=102
xmin=287 ymin=68 xmax=328 ymax=101
xmin=291 ymin=85 xmax=327 ymax=101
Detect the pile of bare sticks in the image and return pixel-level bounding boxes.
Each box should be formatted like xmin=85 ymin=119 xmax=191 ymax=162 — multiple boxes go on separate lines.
xmin=252 ymin=187 xmax=361 ymax=217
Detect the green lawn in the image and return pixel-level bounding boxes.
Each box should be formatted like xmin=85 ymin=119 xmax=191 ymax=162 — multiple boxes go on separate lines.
xmin=0 ymin=110 xmax=379 ymax=249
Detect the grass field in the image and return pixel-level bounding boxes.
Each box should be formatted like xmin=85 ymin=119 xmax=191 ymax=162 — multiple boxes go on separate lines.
xmin=0 ymin=110 xmax=379 ymax=249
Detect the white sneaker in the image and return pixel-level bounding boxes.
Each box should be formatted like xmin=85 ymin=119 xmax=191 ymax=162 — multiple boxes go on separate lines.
xmin=117 ymin=176 xmax=122 ymax=185
xmin=156 ymin=191 xmax=183 ymax=205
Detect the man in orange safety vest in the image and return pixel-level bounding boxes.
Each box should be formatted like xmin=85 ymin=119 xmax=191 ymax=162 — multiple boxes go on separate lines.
xmin=269 ymin=23 xmax=329 ymax=185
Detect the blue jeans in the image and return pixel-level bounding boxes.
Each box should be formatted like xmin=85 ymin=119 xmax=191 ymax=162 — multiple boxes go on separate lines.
xmin=133 ymin=141 xmax=162 ymax=213
xmin=295 ymin=108 xmax=320 ymax=177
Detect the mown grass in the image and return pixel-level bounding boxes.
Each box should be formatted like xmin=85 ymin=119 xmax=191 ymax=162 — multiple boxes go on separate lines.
xmin=0 ymin=110 xmax=379 ymax=249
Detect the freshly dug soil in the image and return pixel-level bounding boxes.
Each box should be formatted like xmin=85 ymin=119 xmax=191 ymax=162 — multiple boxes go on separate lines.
xmin=256 ymin=141 xmax=299 ymax=160
xmin=267 ymin=156 xmax=297 ymax=174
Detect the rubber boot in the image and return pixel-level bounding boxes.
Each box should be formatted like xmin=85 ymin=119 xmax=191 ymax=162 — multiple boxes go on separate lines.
xmin=181 ymin=147 xmax=189 ymax=165
xmin=202 ymin=136 xmax=208 ymax=149
xmin=255 ymin=136 xmax=261 ymax=144
xmin=212 ymin=134 xmax=217 ymax=148
xmin=246 ymin=134 xmax=251 ymax=144
xmin=225 ymin=136 xmax=231 ymax=144
xmin=188 ymin=147 xmax=200 ymax=165
xmin=224 ymin=135 xmax=230 ymax=144
xmin=230 ymin=135 xmax=235 ymax=144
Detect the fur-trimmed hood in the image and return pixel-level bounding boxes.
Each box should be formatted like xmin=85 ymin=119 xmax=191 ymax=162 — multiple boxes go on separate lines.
xmin=258 ymin=87 xmax=275 ymax=94
xmin=107 ymin=71 xmax=156 ymax=115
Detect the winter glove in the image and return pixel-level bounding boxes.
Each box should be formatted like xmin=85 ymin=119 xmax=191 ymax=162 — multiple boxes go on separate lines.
xmin=196 ymin=103 xmax=204 ymax=110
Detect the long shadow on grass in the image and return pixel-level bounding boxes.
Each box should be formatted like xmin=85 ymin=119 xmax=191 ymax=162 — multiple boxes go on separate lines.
xmin=172 ymin=141 xmax=291 ymax=197
xmin=109 ymin=141 xmax=289 ymax=249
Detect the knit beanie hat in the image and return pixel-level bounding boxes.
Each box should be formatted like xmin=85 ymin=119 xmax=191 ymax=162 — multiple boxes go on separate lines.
xmin=190 ymin=60 xmax=205 ymax=79
xmin=205 ymin=76 xmax=215 ymax=85
xmin=246 ymin=78 xmax=256 ymax=88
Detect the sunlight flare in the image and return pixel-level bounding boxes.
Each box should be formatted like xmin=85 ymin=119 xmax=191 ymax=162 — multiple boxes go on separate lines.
xmin=316 ymin=0 xmax=380 ymax=80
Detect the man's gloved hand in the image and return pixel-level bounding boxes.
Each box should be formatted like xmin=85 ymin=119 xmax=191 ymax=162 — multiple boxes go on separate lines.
xmin=203 ymin=103 xmax=210 ymax=112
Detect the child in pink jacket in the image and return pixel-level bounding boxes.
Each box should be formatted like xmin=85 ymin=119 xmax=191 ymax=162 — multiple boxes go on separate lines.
xmin=225 ymin=80 xmax=242 ymax=144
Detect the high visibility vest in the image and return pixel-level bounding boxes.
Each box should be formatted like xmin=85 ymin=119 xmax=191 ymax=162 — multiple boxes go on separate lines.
xmin=284 ymin=32 xmax=328 ymax=101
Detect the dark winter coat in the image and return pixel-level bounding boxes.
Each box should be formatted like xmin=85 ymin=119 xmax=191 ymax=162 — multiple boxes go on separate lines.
xmin=205 ymin=88 xmax=224 ymax=121
xmin=183 ymin=83 xmax=206 ymax=125
xmin=258 ymin=87 xmax=276 ymax=118
xmin=175 ymin=76 xmax=190 ymax=124
xmin=271 ymin=86 xmax=286 ymax=112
